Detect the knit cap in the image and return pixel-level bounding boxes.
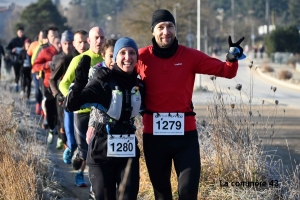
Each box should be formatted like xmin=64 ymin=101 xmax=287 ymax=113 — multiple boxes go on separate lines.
xmin=113 ymin=37 xmax=138 ymax=61
xmin=61 ymin=30 xmax=74 ymax=42
xmin=151 ymin=9 xmax=175 ymax=32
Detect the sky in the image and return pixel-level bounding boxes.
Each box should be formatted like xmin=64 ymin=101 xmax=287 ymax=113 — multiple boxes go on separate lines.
xmin=0 ymin=0 xmax=69 ymax=8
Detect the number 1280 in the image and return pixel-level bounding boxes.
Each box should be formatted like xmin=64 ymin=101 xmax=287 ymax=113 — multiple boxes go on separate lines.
xmin=110 ymin=143 xmax=133 ymax=152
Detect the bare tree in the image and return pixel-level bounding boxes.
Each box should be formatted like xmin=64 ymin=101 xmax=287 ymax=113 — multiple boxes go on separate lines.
xmin=2 ymin=5 xmax=23 ymax=43
xmin=117 ymin=0 xmax=215 ymax=49
xmin=65 ymin=4 xmax=91 ymax=32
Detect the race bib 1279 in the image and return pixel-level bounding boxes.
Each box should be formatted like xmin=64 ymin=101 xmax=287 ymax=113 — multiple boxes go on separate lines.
xmin=153 ymin=113 xmax=184 ymax=135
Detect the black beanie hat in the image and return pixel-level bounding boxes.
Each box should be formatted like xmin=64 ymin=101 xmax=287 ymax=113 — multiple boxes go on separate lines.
xmin=151 ymin=9 xmax=175 ymax=32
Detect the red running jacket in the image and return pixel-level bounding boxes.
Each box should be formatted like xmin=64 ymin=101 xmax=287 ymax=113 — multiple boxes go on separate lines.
xmin=33 ymin=45 xmax=58 ymax=88
xmin=137 ymin=44 xmax=238 ymax=133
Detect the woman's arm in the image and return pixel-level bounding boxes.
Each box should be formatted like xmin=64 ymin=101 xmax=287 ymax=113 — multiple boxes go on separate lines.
xmin=64 ymin=55 xmax=110 ymax=112
xmin=64 ymin=79 xmax=107 ymax=112
xmin=0 ymin=46 xmax=5 ymax=56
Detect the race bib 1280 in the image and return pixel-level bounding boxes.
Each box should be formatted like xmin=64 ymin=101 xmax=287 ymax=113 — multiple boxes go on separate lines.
xmin=107 ymin=134 xmax=136 ymax=157
xmin=153 ymin=113 xmax=184 ymax=135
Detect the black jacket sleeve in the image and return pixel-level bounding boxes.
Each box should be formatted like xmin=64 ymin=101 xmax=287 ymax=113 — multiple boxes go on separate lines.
xmin=64 ymin=79 xmax=110 ymax=112
xmin=49 ymin=55 xmax=65 ymax=97
xmin=0 ymin=45 xmax=4 ymax=56
xmin=137 ymin=79 xmax=146 ymax=116
xmin=6 ymin=38 xmax=15 ymax=52
xmin=18 ymin=49 xmax=26 ymax=66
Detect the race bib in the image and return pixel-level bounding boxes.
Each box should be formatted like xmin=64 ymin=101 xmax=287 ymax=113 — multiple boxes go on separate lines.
xmin=153 ymin=113 xmax=184 ymax=135
xmin=107 ymin=134 xmax=136 ymax=157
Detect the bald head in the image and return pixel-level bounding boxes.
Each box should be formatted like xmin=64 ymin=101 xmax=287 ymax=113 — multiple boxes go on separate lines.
xmin=87 ymin=26 xmax=105 ymax=54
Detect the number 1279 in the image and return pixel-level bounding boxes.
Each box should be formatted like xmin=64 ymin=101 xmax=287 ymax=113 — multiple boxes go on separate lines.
xmin=156 ymin=121 xmax=181 ymax=130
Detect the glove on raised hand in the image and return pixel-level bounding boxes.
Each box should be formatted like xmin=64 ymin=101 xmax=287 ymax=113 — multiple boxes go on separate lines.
xmin=73 ymin=55 xmax=91 ymax=91
xmin=226 ymin=36 xmax=245 ymax=62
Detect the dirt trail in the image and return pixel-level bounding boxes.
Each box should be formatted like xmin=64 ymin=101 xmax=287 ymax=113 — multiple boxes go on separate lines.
xmin=47 ymin=137 xmax=90 ymax=200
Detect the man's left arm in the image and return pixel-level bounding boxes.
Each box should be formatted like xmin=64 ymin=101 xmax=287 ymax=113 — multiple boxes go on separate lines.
xmin=192 ymin=51 xmax=238 ymax=79
xmin=193 ymin=36 xmax=244 ymax=79
xmin=50 ymin=56 xmax=65 ymax=98
xmin=32 ymin=49 xmax=47 ymax=72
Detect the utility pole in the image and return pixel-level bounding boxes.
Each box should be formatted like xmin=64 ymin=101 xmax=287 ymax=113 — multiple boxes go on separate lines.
xmin=195 ymin=0 xmax=201 ymax=90
xmin=231 ymin=0 xmax=235 ymax=41
xmin=204 ymin=25 xmax=208 ymax=54
xmin=249 ymin=10 xmax=255 ymax=48
xmin=265 ymin=0 xmax=270 ymax=34
xmin=197 ymin=0 xmax=201 ymax=51
xmin=173 ymin=3 xmax=180 ymax=36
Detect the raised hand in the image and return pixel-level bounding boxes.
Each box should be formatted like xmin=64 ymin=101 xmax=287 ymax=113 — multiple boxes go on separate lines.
xmin=228 ymin=36 xmax=244 ymax=57
xmin=226 ymin=36 xmax=245 ymax=62
xmin=75 ymin=55 xmax=91 ymax=82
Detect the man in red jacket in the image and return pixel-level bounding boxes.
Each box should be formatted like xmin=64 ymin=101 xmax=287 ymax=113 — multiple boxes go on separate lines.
xmin=137 ymin=9 xmax=245 ymax=200
xmin=33 ymin=36 xmax=61 ymax=144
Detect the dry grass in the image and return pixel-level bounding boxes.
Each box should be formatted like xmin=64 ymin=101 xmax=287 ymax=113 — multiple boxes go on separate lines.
xmin=277 ymin=70 xmax=293 ymax=80
xmin=0 ymin=89 xmax=75 ymax=199
xmin=0 ymin=102 xmax=40 ymax=200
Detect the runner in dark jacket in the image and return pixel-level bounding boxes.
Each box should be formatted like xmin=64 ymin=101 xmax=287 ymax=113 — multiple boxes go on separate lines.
xmin=50 ymin=30 xmax=88 ymax=166
xmin=6 ymin=26 xmax=27 ymax=92
xmin=19 ymin=38 xmax=32 ymax=100
xmin=65 ymin=37 xmax=145 ymax=200
xmin=33 ymin=36 xmax=61 ymax=144
xmin=49 ymin=30 xmax=74 ymax=150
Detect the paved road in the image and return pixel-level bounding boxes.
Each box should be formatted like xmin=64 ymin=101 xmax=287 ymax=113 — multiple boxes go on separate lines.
xmin=192 ymin=56 xmax=300 ymax=109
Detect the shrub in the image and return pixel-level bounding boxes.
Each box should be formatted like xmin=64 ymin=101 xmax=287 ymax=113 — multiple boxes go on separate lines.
xmin=264 ymin=25 xmax=300 ymax=55
xmin=287 ymin=53 xmax=300 ymax=68
xmin=260 ymin=65 xmax=275 ymax=73
xmin=277 ymin=70 xmax=293 ymax=80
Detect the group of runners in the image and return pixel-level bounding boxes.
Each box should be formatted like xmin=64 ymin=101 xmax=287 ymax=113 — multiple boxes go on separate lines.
xmin=2 ymin=8 xmax=244 ymax=200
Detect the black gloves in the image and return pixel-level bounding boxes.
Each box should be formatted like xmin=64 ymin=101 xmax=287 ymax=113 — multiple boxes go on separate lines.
xmin=93 ymin=67 xmax=112 ymax=86
xmin=56 ymin=92 xmax=65 ymax=103
xmin=75 ymin=55 xmax=91 ymax=82
xmin=226 ymin=36 xmax=245 ymax=62
xmin=73 ymin=55 xmax=91 ymax=91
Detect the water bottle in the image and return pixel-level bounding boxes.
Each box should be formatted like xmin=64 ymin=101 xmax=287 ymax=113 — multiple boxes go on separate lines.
xmin=130 ymin=86 xmax=141 ymax=118
xmin=107 ymin=86 xmax=123 ymax=120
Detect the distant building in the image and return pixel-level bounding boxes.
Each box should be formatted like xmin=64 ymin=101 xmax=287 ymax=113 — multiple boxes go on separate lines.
xmin=258 ymin=25 xmax=276 ymax=35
